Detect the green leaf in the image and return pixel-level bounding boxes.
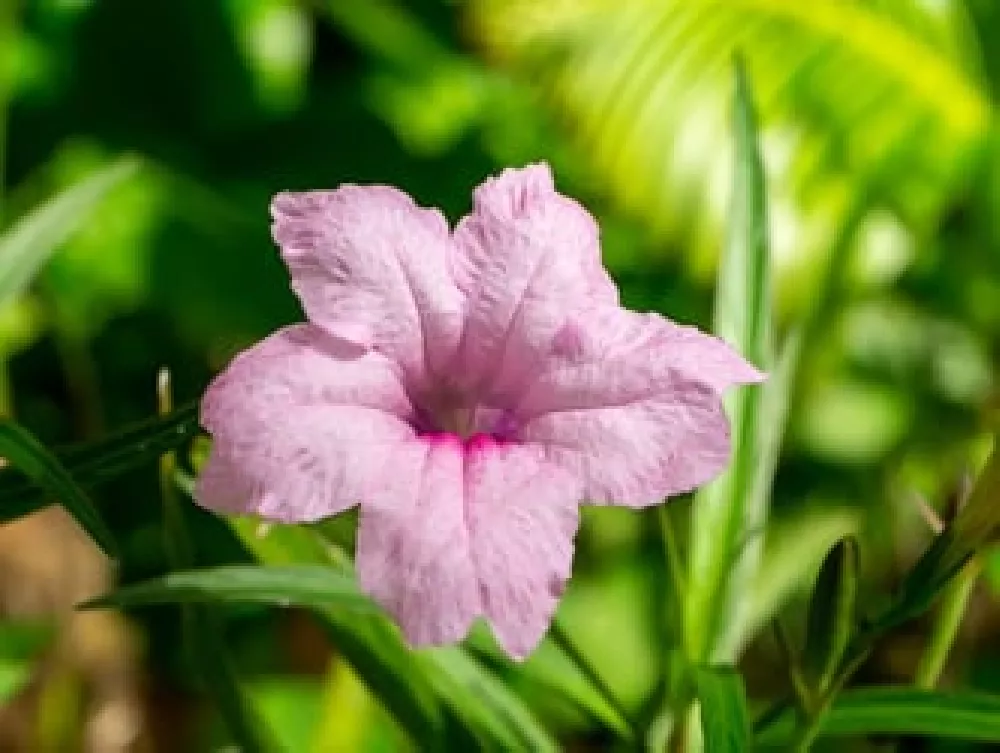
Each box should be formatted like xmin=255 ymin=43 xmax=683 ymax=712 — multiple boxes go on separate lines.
xmin=0 ymin=156 xmax=139 ymax=307
xmin=695 ymin=666 xmax=751 ymax=752
xmin=81 ymin=565 xmax=379 ymax=612
xmin=0 ymin=420 xmax=117 ymax=557
xmin=877 ymin=437 xmax=1000 ymax=632
xmin=469 ymin=0 xmax=988 ymax=302
xmin=713 ymin=58 xmax=772 ymax=366
xmin=0 ymin=402 xmax=199 ymax=525
xmin=228 ymin=518 xmax=446 ymax=746
xmin=426 ymin=649 xmax=560 ymax=753
xmin=685 ymin=59 xmax=772 ymax=664
xmin=802 ymin=537 xmax=859 ymax=695
xmin=227 ymin=517 xmax=560 ymax=750
xmin=756 ymin=687 xmax=1000 ymax=744
xmin=465 ymin=628 xmax=633 ymax=740
xmin=152 ymin=375 xmax=273 ymax=753
xmin=717 ymin=330 xmax=803 ymax=656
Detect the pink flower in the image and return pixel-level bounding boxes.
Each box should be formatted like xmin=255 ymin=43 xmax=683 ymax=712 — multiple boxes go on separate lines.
xmin=197 ymin=164 xmax=764 ymax=659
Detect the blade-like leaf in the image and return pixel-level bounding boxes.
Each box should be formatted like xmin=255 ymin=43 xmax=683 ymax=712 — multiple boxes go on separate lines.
xmin=0 ymin=156 xmax=139 ymax=307
xmin=695 ymin=666 xmax=751 ymax=752
xmin=469 ymin=0 xmax=988 ymax=290
xmin=802 ymin=537 xmax=859 ymax=695
xmin=686 ymin=59 xmax=773 ymax=664
xmin=227 ymin=517 xmax=447 ymax=746
xmin=0 ymin=402 xmax=199 ymax=525
xmin=0 ymin=420 xmax=117 ymax=557
xmin=153 ymin=373 xmax=273 ymax=753
xmin=757 ymin=687 xmax=1000 ymax=744
xmin=226 ymin=516 xmax=560 ymax=750
xmin=876 ymin=436 xmax=999 ymax=632
xmin=81 ymin=565 xmax=378 ymax=612
xmin=426 ymin=649 xmax=560 ymax=753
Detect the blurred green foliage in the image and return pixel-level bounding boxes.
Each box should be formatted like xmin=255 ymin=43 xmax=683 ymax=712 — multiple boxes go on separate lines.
xmin=1 ymin=0 xmax=1000 ymax=750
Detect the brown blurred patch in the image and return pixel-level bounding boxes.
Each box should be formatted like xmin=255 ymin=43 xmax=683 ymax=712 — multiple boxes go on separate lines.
xmin=0 ymin=507 xmax=148 ymax=753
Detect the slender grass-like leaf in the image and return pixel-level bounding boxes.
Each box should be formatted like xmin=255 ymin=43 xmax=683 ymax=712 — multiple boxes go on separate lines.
xmin=757 ymin=687 xmax=1000 ymax=744
xmin=0 ymin=156 xmax=139 ymax=306
xmin=81 ymin=565 xmax=378 ymax=612
xmin=695 ymin=666 xmax=751 ymax=752
xmin=0 ymin=402 xmax=198 ymax=525
xmin=875 ymin=436 xmax=999 ymax=632
xmin=685 ymin=59 xmax=772 ymax=664
xmin=0 ymin=420 xmax=117 ymax=556
xmin=802 ymin=537 xmax=859 ymax=695
xmin=464 ymin=628 xmax=633 ymax=739
xmin=153 ymin=371 xmax=273 ymax=753
xmin=426 ymin=649 xmax=560 ymax=753
xmin=228 ymin=517 xmax=446 ymax=746
xmin=226 ymin=516 xmax=560 ymax=750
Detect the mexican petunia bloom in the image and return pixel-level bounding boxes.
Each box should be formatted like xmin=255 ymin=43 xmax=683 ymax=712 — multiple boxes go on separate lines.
xmin=197 ymin=164 xmax=764 ymax=659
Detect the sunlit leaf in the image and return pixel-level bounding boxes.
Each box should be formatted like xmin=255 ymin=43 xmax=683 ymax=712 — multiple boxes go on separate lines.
xmin=469 ymin=0 xmax=989 ymax=312
xmin=685 ymin=59 xmax=772 ymax=664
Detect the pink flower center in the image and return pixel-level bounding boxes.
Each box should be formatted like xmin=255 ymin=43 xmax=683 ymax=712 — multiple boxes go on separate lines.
xmin=412 ymin=391 xmax=518 ymax=444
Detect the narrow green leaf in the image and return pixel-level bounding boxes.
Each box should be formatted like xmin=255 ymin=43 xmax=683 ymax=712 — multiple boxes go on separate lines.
xmin=229 ymin=517 xmax=446 ymax=746
xmin=0 ymin=402 xmax=199 ymax=525
xmin=0 ymin=156 xmax=139 ymax=307
xmin=802 ymin=537 xmax=859 ymax=695
xmin=686 ymin=57 xmax=773 ymax=663
xmin=756 ymin=687 xmax=1000 ymax=744
xmin=153 ymin=373 xmax=273 ymax=753
xmin=426 ymin=649 xmax=560 ymax=753
xmin=717 ymin=330 xmax=802 ymax=657
xmin=81 ymin=565 xmax=378 ymax=612
xmin=465 ymin=628 xmax=633 ymax=740
xmin=0 ymin=420 xmax=117 ymax=556
xmin=713 ymin=58 xmax=771 ymax=363
xmin=914 ymin=558 xmax=982 ymax=689
xmin=877 ymin=437 xmax=1000 ymax=632
xmin=695 ymin=666 xmax=751 ymax=752
xmin=228 ymin=517 xmax=560 ymax=750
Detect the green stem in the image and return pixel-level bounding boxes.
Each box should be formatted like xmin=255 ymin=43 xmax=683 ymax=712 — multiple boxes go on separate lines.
xmin=659 ymin=504 xmax=688 ymax=607
xmin=156 ymin=370 xmax=271 ymax=753
xmin=914 ymin=558 xmax=981 ymax=688
xmin=549 ymin=617 xmax=635 ymax=741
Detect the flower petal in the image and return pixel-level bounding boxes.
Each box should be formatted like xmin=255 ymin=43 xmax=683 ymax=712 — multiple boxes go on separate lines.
xmin=355 ymin=437 xmax=481 ymax=647
xmin=450 ymin=164 xmax=618 ymax=400
xmin=197 ymin=324 xmax=416 ymax=522
xmin=271 ymin=185 xmax=464 ymax=389
xmin=516 ymin=310 xmax=762 ymax=506
xmin=465 ymin=439 xmax=581 ymax=659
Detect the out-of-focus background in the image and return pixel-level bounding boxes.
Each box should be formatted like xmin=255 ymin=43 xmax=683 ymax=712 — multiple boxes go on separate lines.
xmin=1 ymin=0 xmax=999 ymax=750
